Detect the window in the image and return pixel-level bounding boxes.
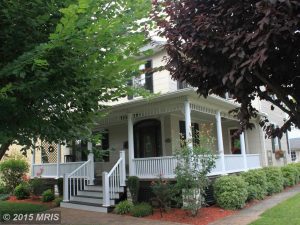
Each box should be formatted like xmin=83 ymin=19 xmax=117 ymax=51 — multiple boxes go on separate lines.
xmin=128 ymin=60 xmax=153 ymax=100
xmin=229 ymin=129 xmax=241 ymax=154
xmin=177 ymin=80 xmax=188 ymax=90
xmin=291 ymin=151 xmax=297 ymax=162
xmin=179 ymin=121 xmax=199 ymax=146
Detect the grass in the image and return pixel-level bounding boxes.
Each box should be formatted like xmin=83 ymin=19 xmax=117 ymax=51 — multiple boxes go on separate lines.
xmin=0 ymin=202 xmax=48 ymax=221
xmin=250 ymin=193 xmax=300 ymax=225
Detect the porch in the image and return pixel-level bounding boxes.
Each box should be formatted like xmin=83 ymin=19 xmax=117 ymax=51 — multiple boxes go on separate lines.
xmin=31 ymin=89 xmax=263 ymax=180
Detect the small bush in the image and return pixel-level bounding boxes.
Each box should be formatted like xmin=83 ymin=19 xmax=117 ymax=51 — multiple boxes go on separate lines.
xmin=127 ymin=176 xmax=139 ymax=204
xmin=54 ymin=197 xmax=63 ymax=207
xmin=114 ymin=200 xmax=133 ymax=214
xmin=14 ymin=183 xmax=30 ymax=200
xmin=281 ymin=165 xmax=299 ymax=187
xmin=241 ymin=169 xmax=267 ymax=201
xmin=294 ymin=163 xmax=300 ymax=181
xmin=130 ymin=202 xmax=153 ymax=217
xmin=214 ymin=175 xmax=248 ymax=210
xmin=0 ymin=158 xmax=29 ymax=191
xmin=57 ymin=178 xmax=63 ymax=196
xmin=29 ymin=178 xmax=47 ymax=196
xmin=0 ymin=183 xmax=9 ymax=194
xmin=0 ymin=194 xmax=10 ymax=201
xmin=41 ymin=189 xmax=55 ymax=202
xmin=263 ymin=167 xmax=284 ymax=195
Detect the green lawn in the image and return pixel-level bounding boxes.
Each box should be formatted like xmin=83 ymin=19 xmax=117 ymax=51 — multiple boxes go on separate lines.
xmin=250 ymin=193 xmax=300 ymax=225
xmin=0 ymin=202 xmax=48 ymax=221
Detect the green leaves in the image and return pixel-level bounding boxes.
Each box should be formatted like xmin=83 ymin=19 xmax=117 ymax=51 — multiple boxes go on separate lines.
xmin=153 ymin=0 xmax=300 ymax=136
xmin=0 ymin=0 xmax=151 ymax=157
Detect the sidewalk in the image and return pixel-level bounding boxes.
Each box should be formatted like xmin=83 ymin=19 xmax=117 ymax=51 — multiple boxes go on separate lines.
xmin=209 ymin=184 xmax=300 ymax=225
xmin=50 ymin=207 xmax=187 ymax=225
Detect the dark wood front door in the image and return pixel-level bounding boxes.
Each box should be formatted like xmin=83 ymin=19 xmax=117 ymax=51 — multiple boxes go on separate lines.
xmin=134 ymin=119 xmax=162 ymax=158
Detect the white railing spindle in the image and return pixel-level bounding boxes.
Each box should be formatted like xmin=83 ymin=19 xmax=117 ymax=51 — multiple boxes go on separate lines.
xmin=102 ymin=150 xmax=126 ymax=207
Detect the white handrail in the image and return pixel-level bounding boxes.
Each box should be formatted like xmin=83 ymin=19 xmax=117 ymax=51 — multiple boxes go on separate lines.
xmin=68 ymin=159 xmax=91 ymax=178
xmin=63 ymin=159 xmax=93 ymax=202
xmin=102 ymin=150 xmax=126 ymax=207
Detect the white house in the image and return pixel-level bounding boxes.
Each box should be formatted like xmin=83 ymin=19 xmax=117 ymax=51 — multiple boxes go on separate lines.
xmin=27 ymin=45 xmax=291 ymax=212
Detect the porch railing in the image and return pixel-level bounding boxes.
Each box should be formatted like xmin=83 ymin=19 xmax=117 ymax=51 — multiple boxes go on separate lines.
xmin=247 ymin=154 xmax=261 ymax=169
xmin=63 ymin=159 xmax=93 ymax=202
xmin=224 ymin=155 xmax=245 ymax=172
xmin=133 ymin=156 xmax=177 ymax=179
xmin=102 ymin=151 xmax=126 ymax=207
xmin=32 ymin=162 xmax=84 ymax=178
xmin=132 ymin=154 xmax=262 ymax=178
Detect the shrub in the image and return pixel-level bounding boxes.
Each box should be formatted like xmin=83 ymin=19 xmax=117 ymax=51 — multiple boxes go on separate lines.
xmin=127 ymin=176 xmax=139 ymax=204
xmin=151 ymin=175 xmax=174 ymax=213
xmin=14 ymin=183 xmax=30 ymax=200
xmin=281 ymin=165 xmax=299 ymax=187
xmin=54 ymin=197 xmax=63 ymax=207
xmin=0 ymin=194 xmax=10 ymax=201
xmin=0 ymin=158 xmax=29 ymax=191
xmin=287 ymin=163 xmax=300 ymax=183
xmin=241 ymin=169 xmax=267 ymax=201
xmin=114 ymin=200 xmax=133 ymax=214
xmin=130 ymin=202 xmax=153 ymax=217
xmin=263 ymin=167 xmax=284 ymax=195
xmin=57 ymin=178 xmax=63 ymax=196
xmin=173 ymin=123 xmax=216 ymax=216
xmin=41 ymin=189 xmax=55 ymax=202
xmin=214 ymin=175 xmax=248 ymax=210
xmin=0 ymin=183 xmax=9 ymax=194
xmin=29 ymin=178 xmax=47 ymax=196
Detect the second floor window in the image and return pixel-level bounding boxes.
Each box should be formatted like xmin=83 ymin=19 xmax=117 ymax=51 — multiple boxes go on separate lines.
xmin=128 ymin=60 xmax=153 ymax=100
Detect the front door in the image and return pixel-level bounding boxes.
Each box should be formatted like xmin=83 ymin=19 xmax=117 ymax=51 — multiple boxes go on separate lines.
xmin=134 ymin=119 xmax=162 ymax=158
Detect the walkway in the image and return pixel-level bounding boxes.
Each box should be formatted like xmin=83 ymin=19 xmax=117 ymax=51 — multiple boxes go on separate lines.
xmin=50 ymin=207 xmax=186 ymax=225
xmin=209 ymin=184 xmax=300 ymax=225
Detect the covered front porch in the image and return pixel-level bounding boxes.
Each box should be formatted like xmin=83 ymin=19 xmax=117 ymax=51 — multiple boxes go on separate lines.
xmin=31 ymin=89 xmax=262 ymax=180
xmin=96 ymin=89 xmax=262 ymax=179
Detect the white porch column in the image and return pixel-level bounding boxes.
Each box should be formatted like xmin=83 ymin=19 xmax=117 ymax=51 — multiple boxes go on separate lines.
xmin=240 ymin=132 xmax=248 ymax=170
xmin=87 ymin=141 xmax=95 ymax=185
xmin=31 ymin=146 xmax=36 ymax=177
xmin=216 ymin=111 xmax=226 ymax=172
xmin=120 ymin=150 xmax=126 ymax=186
xmin=128 ymin=113 xmax=135 ymax=176
xmin=160 ymin=116 xmax=166 ymax=155
xmin=184 ymin=100 xmax=193 ymax=149
xmin=57 ymin=143 xmax=61 ymax=178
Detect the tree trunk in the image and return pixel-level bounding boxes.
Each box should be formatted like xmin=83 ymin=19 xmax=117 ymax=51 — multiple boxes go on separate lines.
xmin=0 ymin=141 xmax=12 ymax=160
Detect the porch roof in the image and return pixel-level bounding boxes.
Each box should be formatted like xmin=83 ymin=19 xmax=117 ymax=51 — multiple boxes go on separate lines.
xmin=105 ymin=88 xmax=239 ymax=112
xmin=96 ymin=89 xmax=248 ymax=127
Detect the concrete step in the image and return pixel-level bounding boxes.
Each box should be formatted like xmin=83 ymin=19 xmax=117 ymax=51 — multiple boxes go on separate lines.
xmin=61 ymin=201 xmax=113 ymax=213
xmin=70 ymin=195 xmax=115 ymax=205
xmin=77 ymin=190 xmax=120 ymax=199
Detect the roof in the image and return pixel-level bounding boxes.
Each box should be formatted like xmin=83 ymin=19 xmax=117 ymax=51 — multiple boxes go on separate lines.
xmin=290 ymin=138 xmax=300 ymax=150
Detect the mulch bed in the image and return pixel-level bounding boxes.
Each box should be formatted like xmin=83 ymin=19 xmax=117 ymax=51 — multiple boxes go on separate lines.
xmin=145 ymin=206 xmax=236 ymax=225
xmin=144 ymin=184 xmax=300 ymax=225
xmin=7 ymin=196 xmax=56 ymax=208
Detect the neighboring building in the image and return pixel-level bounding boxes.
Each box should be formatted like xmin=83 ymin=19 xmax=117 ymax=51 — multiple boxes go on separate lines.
xmin=9 ymin=44 xmax=291 ymax=212
xmin=288 ymin=127 xmax=300 ymax=162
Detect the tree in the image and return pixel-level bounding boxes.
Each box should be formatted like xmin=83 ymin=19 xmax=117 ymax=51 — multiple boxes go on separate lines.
xmin=0 ymin=0 xmax=151 ymax=159
xmin=152 ymin=0 xmax=300 ymax=137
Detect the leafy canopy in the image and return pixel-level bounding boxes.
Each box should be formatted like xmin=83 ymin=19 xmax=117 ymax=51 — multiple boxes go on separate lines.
xmin=152 ymin=0 xmax=300 ymax=137
xmin=0 ymin=0 xmax=151 ymax=158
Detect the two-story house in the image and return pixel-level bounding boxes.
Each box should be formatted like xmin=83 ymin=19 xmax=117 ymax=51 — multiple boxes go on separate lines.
xmin=25 ymin=42 xmax=291 ymax=212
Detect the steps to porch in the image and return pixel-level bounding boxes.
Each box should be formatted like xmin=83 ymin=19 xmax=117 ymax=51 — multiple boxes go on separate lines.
xmin=61 ymin=151 xmax=126 ymax=213
xmin=61 ymin=183 xmax=125 ymax=213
